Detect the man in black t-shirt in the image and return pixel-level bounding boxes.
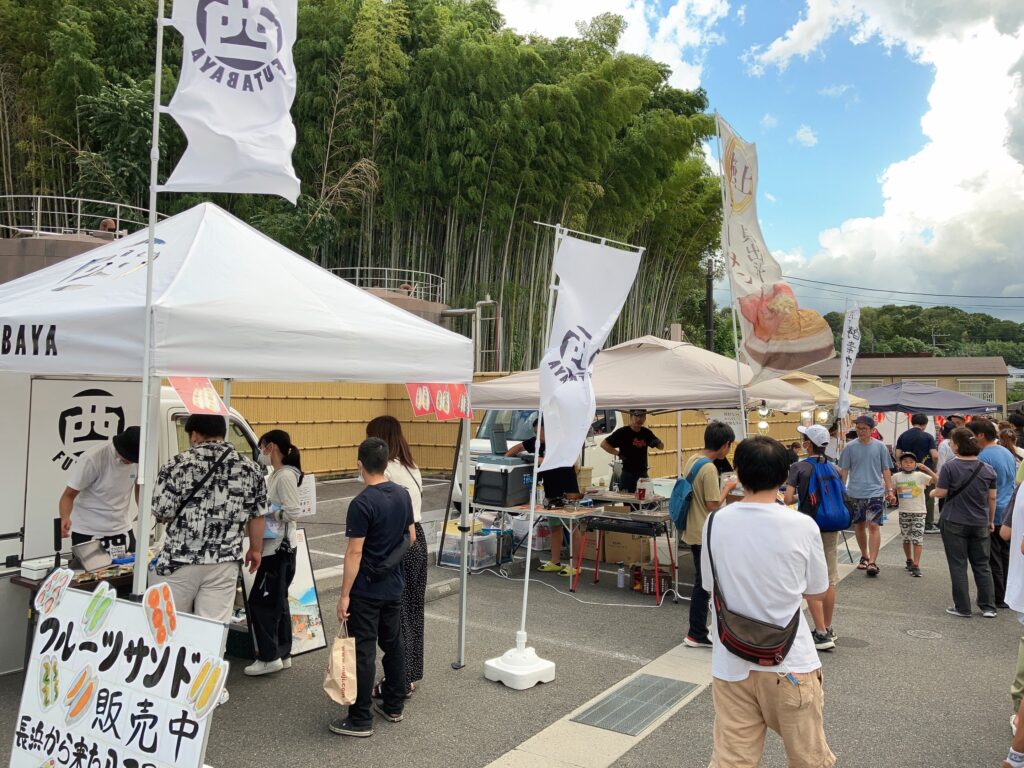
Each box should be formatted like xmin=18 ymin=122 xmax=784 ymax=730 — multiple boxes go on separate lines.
xmin=331 ymin=438 xmax=415 ymax=738
xmin=507 ymin=419 xmax=581 ymax=575
xmin=601 ymin=410 xmax=664 ymax=492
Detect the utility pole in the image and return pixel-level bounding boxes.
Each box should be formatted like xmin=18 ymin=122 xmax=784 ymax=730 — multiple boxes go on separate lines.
xmin=931 ymin=329 xmax=950 ymax=351
xmin=705 ymin=256 xmax=715 ymax=350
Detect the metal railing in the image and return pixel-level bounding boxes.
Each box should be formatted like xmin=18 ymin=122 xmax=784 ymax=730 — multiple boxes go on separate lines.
xmin=0 ymin=195 xmax=162 ymax=239
xmin=330 ymin=266 xmax=447 ymax=305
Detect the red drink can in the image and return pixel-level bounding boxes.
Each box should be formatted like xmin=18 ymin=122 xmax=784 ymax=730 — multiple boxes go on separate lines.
xmin=637 ymin=487 xmax=646 ymax=500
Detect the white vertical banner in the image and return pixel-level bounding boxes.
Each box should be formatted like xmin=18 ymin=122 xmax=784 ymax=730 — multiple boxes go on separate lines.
xmin=539 ymin=234 xmax=642 ymax=471
xmin=163 ymin=0 xmax=301 ymax=203
xmin=718 ymin=115 xmax=834 ymax=383
xmin=837 ymin=303 xmax=861 ymax=418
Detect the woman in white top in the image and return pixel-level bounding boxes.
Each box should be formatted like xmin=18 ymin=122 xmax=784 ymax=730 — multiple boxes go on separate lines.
xmin=367 ymin=415 xmax=424 ymax=698
xmin=245 ymin=429 xmax=304 ymax=677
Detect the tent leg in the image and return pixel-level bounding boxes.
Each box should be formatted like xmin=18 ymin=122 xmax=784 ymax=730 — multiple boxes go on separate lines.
xmin=453 ymin=414 xmax=472 ymax=670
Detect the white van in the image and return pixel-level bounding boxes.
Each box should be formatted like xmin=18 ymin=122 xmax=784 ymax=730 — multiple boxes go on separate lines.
xmin=0 ymin=375 xmax=260 ymax=565
xmin=0 ymin=375 xmax=260 ymax=673
xmin=451 ymin=408 xmax=624 ymax=504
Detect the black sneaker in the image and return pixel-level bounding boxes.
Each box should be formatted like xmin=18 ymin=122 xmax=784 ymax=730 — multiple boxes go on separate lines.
xmin=905 ymin=559 xmax=914 ymax=571
xmin=329 ymin=718 xmax=373 ymax=737
xmin=825 ymin=626 xmax=838 ymax=642
xmin=945 ymin=607 xmax=971 ymax=618
xmin=373 ymin=701 xmax=404 ymax=723
xmin=911 ymin=566 xmax=922 ymax=577
xmin=811 ymin=630 xmax=836 ymax=651
xmin=925 ymin=524 xmax=941 ymax=534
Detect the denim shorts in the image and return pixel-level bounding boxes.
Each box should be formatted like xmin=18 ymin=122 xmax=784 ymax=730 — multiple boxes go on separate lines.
xmin=849 ymin=496 xmax=885 ymax=525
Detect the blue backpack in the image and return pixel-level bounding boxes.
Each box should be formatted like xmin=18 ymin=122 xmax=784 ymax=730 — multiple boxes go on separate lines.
xmin=669 ymin=457 xmax=712 ymax=530
xmin=802 ymin=457 xmax=851 ymax=532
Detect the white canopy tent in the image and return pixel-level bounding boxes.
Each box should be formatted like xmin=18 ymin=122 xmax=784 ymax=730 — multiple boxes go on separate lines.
xmin=0 ymin=203 xmax=472 ymax=382
xmin=0 ymin=203 xmax=474 ymax=613
xmin=472 ymin=335 xmax=814 ymax=413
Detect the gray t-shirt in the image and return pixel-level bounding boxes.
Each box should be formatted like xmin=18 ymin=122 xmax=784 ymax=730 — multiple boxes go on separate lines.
xmin=937 ymin=457 xmax=997 ymax=527
xmin=838 ymin=438 xmax=893 ymax=498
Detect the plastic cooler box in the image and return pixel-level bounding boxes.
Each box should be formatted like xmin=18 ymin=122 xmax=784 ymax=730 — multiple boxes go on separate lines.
xmin=439 ymin=529 xmax=514 ymax=570
xmin=473 ymin=461 xmax=534 ymax=507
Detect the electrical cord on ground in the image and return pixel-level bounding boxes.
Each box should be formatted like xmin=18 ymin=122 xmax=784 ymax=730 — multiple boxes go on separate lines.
xmin=478 ymin=566 xmax=685 ymax=608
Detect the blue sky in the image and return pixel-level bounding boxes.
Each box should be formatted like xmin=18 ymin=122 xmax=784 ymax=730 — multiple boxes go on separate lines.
xmin=700 ymin=1 xmax=933 ymax=257
xmin=497 ymin=1 xmax=1024 ymax=321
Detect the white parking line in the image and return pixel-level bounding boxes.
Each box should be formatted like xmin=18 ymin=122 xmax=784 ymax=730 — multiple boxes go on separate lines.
xmin=307 ymin=531 xmax=345 ymax=541
xmin=309 ymin=549 xmax=344 ymax=559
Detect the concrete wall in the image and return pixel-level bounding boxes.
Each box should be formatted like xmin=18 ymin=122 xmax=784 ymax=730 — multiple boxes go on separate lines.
xmin=0 ymin=235 xmax=107 ymax=284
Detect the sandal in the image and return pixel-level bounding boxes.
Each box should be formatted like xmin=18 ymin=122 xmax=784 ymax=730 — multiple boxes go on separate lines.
xmin=866 ymin=562 xmax=879 ymax=577
xmin=857 ymin=556 xmax=869 ymax=570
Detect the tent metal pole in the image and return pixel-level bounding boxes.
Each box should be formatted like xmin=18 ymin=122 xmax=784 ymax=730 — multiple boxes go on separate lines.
xmin=132 ymin=0 xmax=166 ymax=598
xmin=454 ymin=411 xmax=472 ymax=669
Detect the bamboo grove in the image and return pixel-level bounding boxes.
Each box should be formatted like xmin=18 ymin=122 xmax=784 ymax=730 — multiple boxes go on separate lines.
xmin=0 ymin=0 xmax=723 ymax=369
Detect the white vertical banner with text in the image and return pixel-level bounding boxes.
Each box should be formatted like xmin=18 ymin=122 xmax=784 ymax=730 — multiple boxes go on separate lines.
xmin=837 ymin=303 xmax=862 ymax=418
xmin=163 ymin=0 xmax=301 ymax=203
xmin=718 ymin=115 xmax=834 ymax=383
xmin=539 ymin=234 xmax=642 ymax=471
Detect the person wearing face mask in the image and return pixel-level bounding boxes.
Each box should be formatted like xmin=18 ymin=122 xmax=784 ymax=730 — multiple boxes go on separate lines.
xmin=58 ymin=427 xmax=141 ymax=557
xmin=244 ymin=430 xmax=305 ymax=677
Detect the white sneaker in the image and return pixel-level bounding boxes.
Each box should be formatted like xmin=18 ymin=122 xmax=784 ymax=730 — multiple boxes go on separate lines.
xmin=244 ymin=658 xmax=284 ymax=676
xmin=217 ymin=688 xmax=230 ymax=707
xmin=1012 ymin=715 xmax=1018 ymax=737
xmin=983 ymin=609 xmax=998 ymax=618
xmin=281 ymin=657 xmax=292 ymax=669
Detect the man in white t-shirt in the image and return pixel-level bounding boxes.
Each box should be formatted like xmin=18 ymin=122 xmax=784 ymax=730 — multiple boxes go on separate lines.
xmin=701 ymin=435 xmax=835 ymax=767
xmin=58 ymin=427 xmax=140 ymax=557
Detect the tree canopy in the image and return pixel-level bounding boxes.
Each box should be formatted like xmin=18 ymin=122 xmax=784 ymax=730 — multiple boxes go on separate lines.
xmin=824 ymin=305 xmax=1024 ymax=367
xmin=0 ymin=0 xmax=722 ymax=369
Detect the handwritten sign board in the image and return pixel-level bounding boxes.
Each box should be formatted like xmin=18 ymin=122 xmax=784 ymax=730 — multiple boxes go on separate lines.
xmin=10 ymin=570 xmax=227 ymax=768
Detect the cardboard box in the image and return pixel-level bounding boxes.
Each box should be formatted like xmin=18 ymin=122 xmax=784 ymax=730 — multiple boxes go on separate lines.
xmin=578 ymin=530 xmax=603 ymax=563
xmin=603 ymin=531 xmax=650 ymax=566
xmin=640 ymin=565 xmax=671 ymax=595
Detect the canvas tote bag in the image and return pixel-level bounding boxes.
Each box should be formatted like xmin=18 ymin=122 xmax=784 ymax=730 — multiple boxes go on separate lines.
xmin=323 ymin=621 xmax=357 ymax=705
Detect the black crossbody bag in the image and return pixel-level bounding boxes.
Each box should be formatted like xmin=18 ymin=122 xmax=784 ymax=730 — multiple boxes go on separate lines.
xmin=706 ymin=510 xmax=801 ymax=666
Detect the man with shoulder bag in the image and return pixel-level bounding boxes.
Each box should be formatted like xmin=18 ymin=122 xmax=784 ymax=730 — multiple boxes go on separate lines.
xmin=330 ymin=438 xmax=416 ymax=738
xmin=703 ymin=436 xmax=835 ymax=768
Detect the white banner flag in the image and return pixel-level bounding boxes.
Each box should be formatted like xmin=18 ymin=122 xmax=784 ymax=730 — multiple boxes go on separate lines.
xmin=539 ymin=233 xmax=642 ymax=471
xmin=718 ymin=115 xmax=833 ymax=383
xmin=163 ymin=0 xmax=300 ymax=203
xmin=837 ymin=303 xmax=861 ymax=418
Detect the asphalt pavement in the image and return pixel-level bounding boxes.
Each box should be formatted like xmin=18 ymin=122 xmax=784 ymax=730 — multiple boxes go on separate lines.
xmin=0 ymin=487 xmax=1020 ymax=767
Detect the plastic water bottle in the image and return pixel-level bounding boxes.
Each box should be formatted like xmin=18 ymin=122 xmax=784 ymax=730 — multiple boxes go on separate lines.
xmin=617 ymin=562 xmax=626 ymax=589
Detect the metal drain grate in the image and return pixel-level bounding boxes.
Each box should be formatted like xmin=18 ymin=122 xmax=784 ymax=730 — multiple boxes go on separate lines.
xmin=570 ymin=674 xmax=697 ymax=736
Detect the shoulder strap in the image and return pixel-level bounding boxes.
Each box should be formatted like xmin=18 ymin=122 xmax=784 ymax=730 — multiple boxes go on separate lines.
xmin=687 ymin=456 xmax=711 ymax=482
xmin=946 ymin=461 xmax=985 ymax=503
xmin=175 ymin=445 xmax=233 ymax=517
xmin=705 ymin=509 xmax=720 ymax=587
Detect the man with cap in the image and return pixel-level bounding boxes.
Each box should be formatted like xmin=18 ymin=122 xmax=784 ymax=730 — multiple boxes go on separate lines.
xmin=838 ymin=415 xmax=895 ymax=577
xmin=784 ymin=424 xmax=842 ymax=650
xmin=58 ymin=426 xmax=141 ymax=558
xmin=601 ymin=410 xmax=664 ymax=492
xmin=948 ymin=413 xmax=967 ymax=429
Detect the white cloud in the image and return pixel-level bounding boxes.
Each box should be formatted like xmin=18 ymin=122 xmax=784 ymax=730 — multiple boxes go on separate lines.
xmin=818 ymin=83 xmax=853 ymax=97
xmin=702 ymin=140 xmax=722 ymax=175
xmin=793 ymin=124 xmax=818 ymax=146
xmin=764 ymin=192 xmax=778 ymax=203
xmin=760 ymin=112 xmax=779 ymax=129
xmin=736 ymin=4 xmax=746 ymax=26
xmin=496 ymin=0 xmax=731 ymax=89
xmin=747 ymin=3 xmax=1024 ymax=320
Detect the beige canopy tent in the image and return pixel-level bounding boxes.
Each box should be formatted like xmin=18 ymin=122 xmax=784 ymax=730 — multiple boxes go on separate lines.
xmin=780 ymin=371 xmax=869 ymax=410
xmin=472 ymin=335 xmax=815 ymax=412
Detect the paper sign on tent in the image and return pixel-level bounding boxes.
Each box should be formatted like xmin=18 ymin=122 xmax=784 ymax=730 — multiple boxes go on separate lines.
xmin=406 ymin=383 xmax=472 ymax=420
xmin=169 ymin=376 xmax=229 ymax=416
